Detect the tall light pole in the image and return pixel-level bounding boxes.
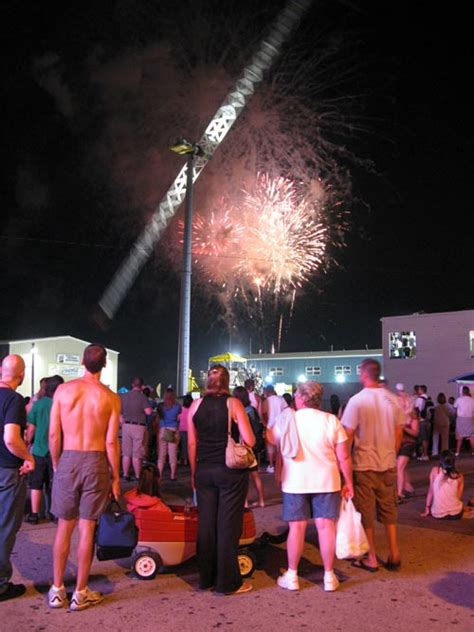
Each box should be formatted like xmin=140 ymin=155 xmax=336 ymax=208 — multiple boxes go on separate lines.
xmin=169 ymin=140 xmax=203 ymax=396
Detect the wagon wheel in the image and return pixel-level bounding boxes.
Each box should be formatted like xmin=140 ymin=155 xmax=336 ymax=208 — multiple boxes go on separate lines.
xmin=133 ymin=551 xmax=162 ymax=580
xmin=238 ymin=548 xmax=256 ymax=578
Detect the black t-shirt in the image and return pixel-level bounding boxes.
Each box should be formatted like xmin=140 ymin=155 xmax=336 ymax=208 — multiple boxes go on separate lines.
xmin=194 ymin=394 xmax=237 ymax=464
xmin=0 ymin=387 xmax=27 ymax=468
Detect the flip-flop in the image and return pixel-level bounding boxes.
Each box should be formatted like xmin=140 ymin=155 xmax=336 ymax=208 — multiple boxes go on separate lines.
xmin=385 ymin=559 xmax=401 ymax=571
xmin=351 ymin=559 xmax=378 ymax=573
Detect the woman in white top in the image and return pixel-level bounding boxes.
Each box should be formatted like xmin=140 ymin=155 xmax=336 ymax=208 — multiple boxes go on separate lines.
xmin=267 ymin=381 xmax=353 ymax=593
xmin=421 ymin=451 xmax=464 ymax=519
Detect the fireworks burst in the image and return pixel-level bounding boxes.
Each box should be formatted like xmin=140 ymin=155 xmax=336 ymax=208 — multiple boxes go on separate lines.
xmin=238 ymin=173 xmax=327 ymax=294
xmin=178 ymin=173 xmax=328 ymax=346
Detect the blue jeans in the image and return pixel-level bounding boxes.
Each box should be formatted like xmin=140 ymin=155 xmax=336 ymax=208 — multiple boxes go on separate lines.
xmin=0 ymin=467 xmax=27 ymax=593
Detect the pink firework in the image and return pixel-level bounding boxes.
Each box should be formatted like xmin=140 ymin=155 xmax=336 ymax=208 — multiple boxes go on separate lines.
xmin=238 ymin=173 xmax=327 ymax=295
xmin=182 ymin=173 xmax=328 ymax=304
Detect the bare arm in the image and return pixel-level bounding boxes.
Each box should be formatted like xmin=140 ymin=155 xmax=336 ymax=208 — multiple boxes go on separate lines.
xmin=187 ymin=399 xmax=200 ymax=488
xmin=144 ymin=406 xmax=153 ymax=416
xmin=335 ymin=440 xmax=353 ymax=498
xmin=106 ymin=395 xmax=121 ymax=499
xmin=231 ymin=397 xmax=255 ymax=446
xmin=49 ymin=393 xmax=63 ymax=471
xmin=458 ymin=474 xmax=464 ymax=500
xmin=4 ymin=424 xmax=33 ymax=462
xmin=26 ymin=423 xmax=36 ymax=448
xmin=344 ymin=426 xmax=355 ymax=452
xmin=395 ymin=424 xmax=403 ymax=453
xmin=421 ymin=468 xmax=436 ymax=516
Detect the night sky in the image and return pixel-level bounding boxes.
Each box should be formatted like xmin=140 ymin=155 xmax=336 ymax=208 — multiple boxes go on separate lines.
xmin=1 ymin=1 xmax=472 ymax=388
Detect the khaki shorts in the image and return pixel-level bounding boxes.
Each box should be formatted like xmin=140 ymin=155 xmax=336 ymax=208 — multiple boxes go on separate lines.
xmin=51 ymin=451 xmax=110 ymax=520
xmin=121 ymin=423 xmax=146 ymax=459
xmin=353 ymin=468 xmax=397 ymax=529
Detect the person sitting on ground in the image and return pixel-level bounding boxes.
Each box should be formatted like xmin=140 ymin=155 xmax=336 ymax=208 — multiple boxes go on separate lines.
xmin=396 ymin=408 xmax=420 ymax=501
xmin=421 ymin=451 xmax=465 ymax=520
xmin=124 ymin=462 xmax=171 ymax=514
xmin=233 ymin=386 xmax=265 ymax=508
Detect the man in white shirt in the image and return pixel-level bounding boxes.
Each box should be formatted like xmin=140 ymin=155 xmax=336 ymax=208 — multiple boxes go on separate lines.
xmin=342 ymin=359 xmax=404 ymax=573
xmin=454 ymin=386 xmax=474 ymax=456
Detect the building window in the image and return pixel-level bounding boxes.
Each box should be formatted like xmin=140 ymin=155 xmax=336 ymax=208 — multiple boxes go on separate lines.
xmin=269 ymin=367 xmax=283 ymax=376
xmin=389 ymin=331 xmax=416 ymax=359
xmin=335 ymin=366 xmax=351 ymax=376
xmin=305 ymin=366 xmax=321 ymax=376
xmin=470 ymin=331 xmax=474 ymax=358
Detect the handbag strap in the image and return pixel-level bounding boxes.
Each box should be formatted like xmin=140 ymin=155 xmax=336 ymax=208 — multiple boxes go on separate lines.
xmin=227 ymin=397 xmax=233 ymax=436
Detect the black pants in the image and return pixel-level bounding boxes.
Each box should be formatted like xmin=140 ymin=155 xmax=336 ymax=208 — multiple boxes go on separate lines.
xmin=195 ymin=463 xmax=249 ymax=593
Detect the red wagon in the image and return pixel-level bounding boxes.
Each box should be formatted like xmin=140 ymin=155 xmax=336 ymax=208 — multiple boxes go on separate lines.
xmin=131 ymin=504 xmax=257 ymax=580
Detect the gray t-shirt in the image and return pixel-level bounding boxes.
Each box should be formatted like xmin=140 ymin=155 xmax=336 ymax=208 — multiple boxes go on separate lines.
xmin=342 ymin=387 xmax=405 ymax=472
xmin=120 ymin=390 xmax=149 ymax=423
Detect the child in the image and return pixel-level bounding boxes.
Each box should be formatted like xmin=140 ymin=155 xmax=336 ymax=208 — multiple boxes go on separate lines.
xmin=421 ymin=451 xmax=464 ymax=519
xmin=125 ymin=463 xmax=171 ymax=514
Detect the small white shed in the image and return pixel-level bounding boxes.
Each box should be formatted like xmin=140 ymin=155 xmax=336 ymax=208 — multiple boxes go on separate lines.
xmin=7 ymin=336 xmax=119 ymax=397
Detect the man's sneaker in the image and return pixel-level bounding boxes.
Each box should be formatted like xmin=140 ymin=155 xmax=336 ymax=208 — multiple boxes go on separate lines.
xmin=323 ymin=572 xmax=339 ymax=592
xmin=266 ymin=465 xmax=274 ymax=474
xmin=277 ymin=570 xmax=300 ymax=591
xmin=48 ymin=585 xmax=68 ymax=609
xmin=70 ymin=587 xmax=104 ymax=611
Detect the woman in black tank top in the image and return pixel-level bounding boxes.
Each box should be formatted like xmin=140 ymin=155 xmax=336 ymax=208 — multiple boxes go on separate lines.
xmin=188 ymin=365 xmax=255 ymax=595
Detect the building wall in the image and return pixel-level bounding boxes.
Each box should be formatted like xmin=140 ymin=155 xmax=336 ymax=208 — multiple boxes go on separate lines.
xmin=381 ymin=310 xmax=474 ymax=399
xmin=9 ymin=336 xmax=119 ymax=397
xmin=246 ymin=350 xmax=383 ymax=410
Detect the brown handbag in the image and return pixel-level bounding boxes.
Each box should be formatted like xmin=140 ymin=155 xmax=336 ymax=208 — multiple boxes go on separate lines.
xmin=225 ymin=399 xmax=256 ymax=469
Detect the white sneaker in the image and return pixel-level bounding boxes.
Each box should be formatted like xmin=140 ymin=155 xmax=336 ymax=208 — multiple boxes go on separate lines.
xmin=48 ymin=585 xmax=68 ymax=608
xmin=277 ymin=570 xmax=300 ymax=591
xmin=324 ymin=572 xmax=339 ymax=592
xmin=266 ymin=465 xmax=274 ymax=473
xmin=70 ymin=586 xmax=104 ymax=611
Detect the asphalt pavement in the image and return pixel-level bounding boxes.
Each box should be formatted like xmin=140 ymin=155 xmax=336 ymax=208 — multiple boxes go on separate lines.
xmin=2 ymin=456 xmax=474 ymax=631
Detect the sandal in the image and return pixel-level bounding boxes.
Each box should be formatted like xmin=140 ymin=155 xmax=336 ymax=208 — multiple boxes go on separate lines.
xmin=351 ymin=559 xmax=378 ymax=573
xmin=385 ymin=559 xmax=401 ymax=571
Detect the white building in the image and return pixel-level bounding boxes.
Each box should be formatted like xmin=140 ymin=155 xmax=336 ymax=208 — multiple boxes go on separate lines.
xmin=381 ymin=310 xmax=474 ymax=398
xmin=6 ymin=336 xmax=119 ymax=397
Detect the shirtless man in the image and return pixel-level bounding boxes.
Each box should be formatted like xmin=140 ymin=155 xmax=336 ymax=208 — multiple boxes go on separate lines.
xmin=48 ymin=344 xmax=120 ymax=611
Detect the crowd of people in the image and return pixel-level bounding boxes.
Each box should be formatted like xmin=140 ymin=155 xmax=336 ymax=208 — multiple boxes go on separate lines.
xmin=1 ymin=348 xmax=473 ymax=608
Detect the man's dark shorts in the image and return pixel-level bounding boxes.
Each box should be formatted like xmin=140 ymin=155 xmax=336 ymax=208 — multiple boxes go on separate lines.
xmin=28 ymin=454 xmax=54 ymax=490
xmin=51 ymin=451 xmax=110 ymax=520
xmin=353 ymin=468 xmax=398 ymax=529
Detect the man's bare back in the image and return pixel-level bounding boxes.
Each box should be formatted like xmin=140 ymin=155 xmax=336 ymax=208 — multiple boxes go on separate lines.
xmin=50 ymin=374 xmax=121 ymax=452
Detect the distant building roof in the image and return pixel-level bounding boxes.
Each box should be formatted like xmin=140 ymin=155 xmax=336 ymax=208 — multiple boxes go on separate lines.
xmin=6 ymin=335 xmax=119 ymax=354
xmin=245 ymin=350 xmax=382 ymax=361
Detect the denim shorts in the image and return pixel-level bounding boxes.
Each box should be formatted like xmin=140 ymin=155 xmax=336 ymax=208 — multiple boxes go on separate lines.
xmin=282 ymin=491 xmax=341 ymax=521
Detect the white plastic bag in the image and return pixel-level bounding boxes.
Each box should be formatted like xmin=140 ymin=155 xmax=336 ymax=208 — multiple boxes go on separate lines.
xmin=336 ymin=498 xmax=369 ymax=560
